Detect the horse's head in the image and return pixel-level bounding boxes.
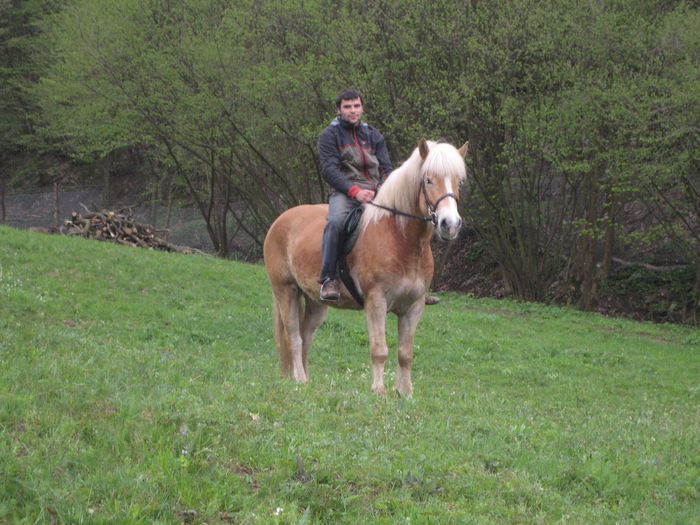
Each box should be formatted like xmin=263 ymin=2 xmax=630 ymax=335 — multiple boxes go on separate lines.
xmin=418 ymin=139 xmax=468 ymax=241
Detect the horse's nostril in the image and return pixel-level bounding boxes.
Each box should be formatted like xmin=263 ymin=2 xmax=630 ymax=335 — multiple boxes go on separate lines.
xmin=440 ymin=217 xmax=461 ymax=230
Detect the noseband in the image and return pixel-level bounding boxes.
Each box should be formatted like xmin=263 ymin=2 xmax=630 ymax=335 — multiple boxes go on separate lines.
xmin=421 ymin=179 xmax=459 ymax=225
xmin=369 ymin=179 xmax=459 ymax=226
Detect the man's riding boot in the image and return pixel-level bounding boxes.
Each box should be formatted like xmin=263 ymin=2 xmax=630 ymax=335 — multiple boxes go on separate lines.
xmin=320 ymin=279 xmax=340 ymax=302
xmin=425 ymin=294 xmax=440 ymax=305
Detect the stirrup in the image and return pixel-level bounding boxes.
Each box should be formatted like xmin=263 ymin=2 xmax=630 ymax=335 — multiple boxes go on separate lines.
xmin=320 ymin=278 xmax=340 ymax=302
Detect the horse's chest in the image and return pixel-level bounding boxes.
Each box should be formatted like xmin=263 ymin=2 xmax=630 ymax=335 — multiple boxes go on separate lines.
xmin=386 ymin=276 xmax=425 ymax=303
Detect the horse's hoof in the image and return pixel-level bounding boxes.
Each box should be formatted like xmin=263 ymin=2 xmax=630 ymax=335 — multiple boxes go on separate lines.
xmin=371 ymin=384 xmax=386 ymax=396
xmin=292 ymin=371 xmax=308 ymax=383
xmin=395 ymin=386 xmax=413 ymax=397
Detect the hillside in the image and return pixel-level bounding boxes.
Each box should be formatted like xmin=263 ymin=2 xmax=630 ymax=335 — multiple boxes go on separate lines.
xmin=0 ymin=226 xmax=698 ymax=523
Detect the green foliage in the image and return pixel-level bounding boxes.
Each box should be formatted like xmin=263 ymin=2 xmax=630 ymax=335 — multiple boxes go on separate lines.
xmin=1 ymin=226 xmax=699 ymax=523
xmin=3 ymin=0 xmax=699 ymax=314
xmin=597 ymin=260 xmax=698 ymax=323
xmin=0 ymin=0 xmax=62 ymax=160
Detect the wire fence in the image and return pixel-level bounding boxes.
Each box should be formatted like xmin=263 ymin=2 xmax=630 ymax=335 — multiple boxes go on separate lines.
xmin=2 ymin=187 xmax=216 ymax=252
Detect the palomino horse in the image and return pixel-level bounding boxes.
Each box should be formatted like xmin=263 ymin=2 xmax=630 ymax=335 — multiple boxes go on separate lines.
xmin=263 ymin=139 xmax=467 ymax=395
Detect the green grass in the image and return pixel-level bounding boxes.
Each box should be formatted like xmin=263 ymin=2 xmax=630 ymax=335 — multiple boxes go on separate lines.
xmin=1 ymin=225 xmax=698 ymax=524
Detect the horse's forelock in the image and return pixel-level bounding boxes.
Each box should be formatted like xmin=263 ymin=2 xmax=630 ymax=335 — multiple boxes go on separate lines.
xmin=420 ymin=142 xmax=467 ymax=183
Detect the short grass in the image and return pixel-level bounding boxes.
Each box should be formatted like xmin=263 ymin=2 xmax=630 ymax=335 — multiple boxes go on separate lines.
xmin=1 ymin=225 xmax=698 ymax=524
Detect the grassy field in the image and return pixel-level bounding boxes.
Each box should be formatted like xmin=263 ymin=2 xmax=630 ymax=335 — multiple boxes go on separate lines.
xmin=1 ymin=225 xmax=698 ymax=524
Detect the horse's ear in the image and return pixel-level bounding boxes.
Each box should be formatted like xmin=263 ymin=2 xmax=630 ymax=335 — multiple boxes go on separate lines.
xmin=418 ymin=138 xmax=429 ymax=160
xmin=458 ymin=141 xmax=469 ymax=159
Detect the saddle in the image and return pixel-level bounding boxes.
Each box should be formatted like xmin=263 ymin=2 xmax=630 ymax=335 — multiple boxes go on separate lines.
xmin=337 ymin=206 xmax=365 ymax=306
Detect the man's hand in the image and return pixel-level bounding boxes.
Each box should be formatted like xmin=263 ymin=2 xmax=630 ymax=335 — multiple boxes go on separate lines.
xmin=355 ymin=189 xmax=375 ymax=203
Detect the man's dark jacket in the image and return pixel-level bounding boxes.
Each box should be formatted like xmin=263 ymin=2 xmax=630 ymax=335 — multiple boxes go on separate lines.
xmin=318 ymin=117 xmax=393 ymax=198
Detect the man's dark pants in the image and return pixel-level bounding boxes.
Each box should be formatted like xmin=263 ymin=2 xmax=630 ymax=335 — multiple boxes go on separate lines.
xmin=320 ymin=191 xmax=362 ymax=282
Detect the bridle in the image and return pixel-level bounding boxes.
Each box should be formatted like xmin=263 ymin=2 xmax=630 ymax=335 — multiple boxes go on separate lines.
xmin=369 ymin=178 xmax=459 ymax=226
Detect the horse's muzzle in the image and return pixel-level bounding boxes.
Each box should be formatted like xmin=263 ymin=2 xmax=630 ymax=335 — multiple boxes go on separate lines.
xmin=437 ymin=216 xmax=462 ymax=240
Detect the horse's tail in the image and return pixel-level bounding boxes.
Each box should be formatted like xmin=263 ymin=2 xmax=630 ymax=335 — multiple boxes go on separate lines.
xmin=272 ymin=295 xmax=293 ymax=375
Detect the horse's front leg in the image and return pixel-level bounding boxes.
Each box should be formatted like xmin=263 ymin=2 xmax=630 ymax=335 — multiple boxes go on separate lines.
xmin=395 ymin=300 xmax=425 ymax=396
xmin=365 ymin=294 xmax=389 ymax=395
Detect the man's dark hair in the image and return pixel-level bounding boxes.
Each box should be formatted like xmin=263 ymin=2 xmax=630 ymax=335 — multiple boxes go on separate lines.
xmin=335 ymin=88 xmax=363 ymax=108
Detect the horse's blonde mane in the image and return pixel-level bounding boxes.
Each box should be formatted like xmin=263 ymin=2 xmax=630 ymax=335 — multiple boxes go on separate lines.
xmin=360 ymin=140 xmax=466 ymax=232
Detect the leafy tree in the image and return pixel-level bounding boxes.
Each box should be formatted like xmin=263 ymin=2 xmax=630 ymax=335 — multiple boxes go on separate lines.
xmin=25 ymin=0 xmax=698 ymax=320
xmin=636 ymin=5 xmax=700 ymax=310
xmin=0 ymin=0 xmax=63 ymax=219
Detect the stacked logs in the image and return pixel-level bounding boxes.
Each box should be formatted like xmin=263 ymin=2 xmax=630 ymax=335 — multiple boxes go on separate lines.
xmin=63 ymin=209 xmax=199 ymax=254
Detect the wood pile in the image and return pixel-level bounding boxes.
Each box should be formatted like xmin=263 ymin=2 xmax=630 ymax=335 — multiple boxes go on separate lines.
xmin=62 ymin=208 xmax=202 ymax=254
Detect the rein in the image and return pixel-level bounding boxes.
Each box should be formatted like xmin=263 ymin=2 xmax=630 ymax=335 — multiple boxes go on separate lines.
xmin=369 ymin=180 xmax=458 ymax=226
xmin=368 ymin=201 xmax=435 ymax=223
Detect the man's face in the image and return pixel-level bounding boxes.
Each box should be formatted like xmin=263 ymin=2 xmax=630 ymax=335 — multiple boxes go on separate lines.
xmin=337 ymin=97 xmax=363 ymax=124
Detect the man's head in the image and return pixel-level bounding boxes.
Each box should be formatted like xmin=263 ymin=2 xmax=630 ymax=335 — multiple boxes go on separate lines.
xmin=336 ymin=88 xmax=364 ymax=125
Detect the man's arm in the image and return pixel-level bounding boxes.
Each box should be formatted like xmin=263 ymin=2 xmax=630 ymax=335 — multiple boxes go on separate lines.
xmin=318 ymin=129 xmax=355 ymax=195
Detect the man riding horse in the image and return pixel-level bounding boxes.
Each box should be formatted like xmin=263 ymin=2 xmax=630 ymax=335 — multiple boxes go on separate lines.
xmin=318 ymin=88 xmax=440 ymax=305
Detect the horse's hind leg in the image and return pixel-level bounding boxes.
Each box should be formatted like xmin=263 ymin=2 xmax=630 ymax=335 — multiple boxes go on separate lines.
xmin=273 ymin=284 xmax=307 ymax=382
xmin=301 ymin=299 xmax=328 ymax=375
xmin=272 ymin=297 xmax=291 ymax=375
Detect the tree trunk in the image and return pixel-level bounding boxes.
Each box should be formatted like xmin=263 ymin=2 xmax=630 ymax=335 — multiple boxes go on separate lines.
xmin=164 ymin=178 xmax=173 ymax=241
xmin=579 ymin=163 xmax=603 ymax=311
xmin=598 ymin=219 xmax=615 ymax=282
xmin=579 ymin=238 xmax=596 ymax=311
xmin=148 ymin=156 xmax=160 ymax=228
xmin=213 ymin=174 xmax=230 ymax=257
xmin=690 ymin=263 xmax=700 ymax=326
xmin=150 ymin=179 xmax=159 ymax=228
xmin=53 ymin=181 xmax=60 ymax=230
xmin=431 ymin=240 xmax=455 ymax=290
xmin=100 ymin=161 xmax=111 ymax=208
xmin=0 ymin=177 xmax=5 ymax=223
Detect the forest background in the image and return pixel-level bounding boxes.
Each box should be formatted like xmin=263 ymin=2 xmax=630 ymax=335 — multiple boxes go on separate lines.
xmin=1 ymin=0 xmax=698 ymax=324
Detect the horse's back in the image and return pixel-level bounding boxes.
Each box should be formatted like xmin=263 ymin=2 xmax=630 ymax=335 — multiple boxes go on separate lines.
xmin=264 ymin=204 xmax=327 ymax=289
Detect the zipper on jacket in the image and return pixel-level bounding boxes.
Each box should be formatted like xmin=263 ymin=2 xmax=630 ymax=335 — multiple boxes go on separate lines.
xmin=351 ymin=128 xmax=376 ymax=190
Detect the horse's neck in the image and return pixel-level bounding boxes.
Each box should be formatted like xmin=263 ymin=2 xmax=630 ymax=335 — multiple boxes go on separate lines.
xmin=361 ymin=213 xmax=433 ymax=255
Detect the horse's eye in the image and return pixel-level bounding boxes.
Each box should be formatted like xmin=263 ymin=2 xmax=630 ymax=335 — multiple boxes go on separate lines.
xmin=425 ymin=178 xmax=433 ymax=185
